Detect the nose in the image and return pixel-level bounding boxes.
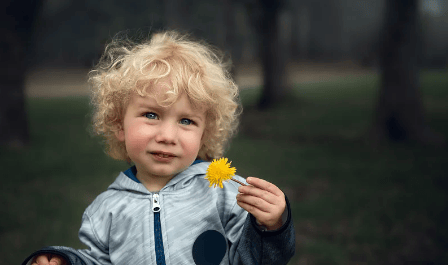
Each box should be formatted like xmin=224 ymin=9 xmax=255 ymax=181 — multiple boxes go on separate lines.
xmin=155 ymin=120 xmax=177 ymax=144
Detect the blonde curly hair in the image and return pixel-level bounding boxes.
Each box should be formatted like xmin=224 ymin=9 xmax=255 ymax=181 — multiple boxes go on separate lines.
xmin=89 ymin=31 xmax=240 ymax=162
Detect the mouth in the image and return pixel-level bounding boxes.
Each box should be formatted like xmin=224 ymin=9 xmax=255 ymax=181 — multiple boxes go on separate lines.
xmin=150 ymin=151 xmax=176 ymax=158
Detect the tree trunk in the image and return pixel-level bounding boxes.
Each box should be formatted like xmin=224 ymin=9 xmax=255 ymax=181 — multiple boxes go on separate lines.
xmin=0 ymin=0 xmax=42 ymax=148
xmin=256 ymin=0 xmax=288 ymax=109
xmin=373 ymin=0 xmax=444 ymax=145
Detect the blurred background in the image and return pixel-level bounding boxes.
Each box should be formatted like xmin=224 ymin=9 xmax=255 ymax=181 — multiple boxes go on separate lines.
xmin=1 ymin=0 xmax=447 ymax=264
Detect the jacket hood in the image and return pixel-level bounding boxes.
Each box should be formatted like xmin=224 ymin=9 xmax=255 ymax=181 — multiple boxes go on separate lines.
xmin=106 ymin=161 xmax=211 ymax=194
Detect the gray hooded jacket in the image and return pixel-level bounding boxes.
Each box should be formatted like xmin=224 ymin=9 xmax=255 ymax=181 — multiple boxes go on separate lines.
xmin=23 ymin=161 xmax=295 ymax=265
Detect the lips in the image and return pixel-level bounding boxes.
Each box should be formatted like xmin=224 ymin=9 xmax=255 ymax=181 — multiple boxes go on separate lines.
xmin=155 ymin=153 xmax=172 ymax=158
xmin=150 ymin=151 xmax=176 ymax=162
xmin=150 ymin=151 xmax=176 ymax=157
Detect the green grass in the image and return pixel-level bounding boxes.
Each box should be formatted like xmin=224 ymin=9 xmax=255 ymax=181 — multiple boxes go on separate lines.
xmin=1 ymin=70 xmax=448 ymax=265
xmin=0 ymin=97 xmax=129 ymax=264
xmin=227 ymin=70 xmax=448 ymax=264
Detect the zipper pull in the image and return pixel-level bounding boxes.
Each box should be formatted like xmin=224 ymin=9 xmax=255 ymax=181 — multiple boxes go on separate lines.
xmin=152 ymin=193 xmax=161 ymax=213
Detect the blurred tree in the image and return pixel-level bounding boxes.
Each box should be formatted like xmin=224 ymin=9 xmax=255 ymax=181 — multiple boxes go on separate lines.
xmin=35 ymin=0 xmax=164 ymax=67
xmin=307 ymin=0 xmax=343 ymax=61
xmin=343 ymin=0 xmax=385 ymax=67
xmin=248 ymin=0 xmax=289 ymax=109
xmin=289 ymin=0 xmax=303 ymax=61
xmin=373 ymin=0 xmax=444 ymax=144
xmin=421 ymin=6 xmax=448 ymax=68
xmin=164 ymin=0 xmax=191 ymax=32
xmin=220 ymin=0 xmax=237 ymax=76
xmin=0 ymin=0 xmax=42 ymax=148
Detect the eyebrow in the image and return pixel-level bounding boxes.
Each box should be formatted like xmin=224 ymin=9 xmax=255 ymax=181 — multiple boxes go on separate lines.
xmin=133 ymin=95 xmax=164 ymax=109
xmin=136 ymin=102 xmax=163 ymax=110
xmin=182 ymin=111 xmax=205 ymax=122
xmin=136 ymin=101 xmax=205 ymax=122
xmin=189 ymin=114 xmax=204 ymax=122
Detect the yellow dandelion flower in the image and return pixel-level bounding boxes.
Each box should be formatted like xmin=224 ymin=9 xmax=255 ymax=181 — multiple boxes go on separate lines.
xmin=205 ymin=158 xmax=236 ymax=188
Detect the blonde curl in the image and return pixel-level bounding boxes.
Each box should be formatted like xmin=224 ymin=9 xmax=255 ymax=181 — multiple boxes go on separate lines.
xmin=89 ymin=31 xmax=241 ymax=162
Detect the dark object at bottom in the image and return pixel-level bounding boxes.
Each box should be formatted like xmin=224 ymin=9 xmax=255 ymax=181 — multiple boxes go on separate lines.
xmin=192 ymin=230 xmax=227 ymax=265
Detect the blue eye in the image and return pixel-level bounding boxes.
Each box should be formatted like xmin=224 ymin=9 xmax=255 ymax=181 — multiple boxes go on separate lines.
xmin=180 ymin=118 xmax=193 ymax=125
xmin=144 ymin=112 xmax=158 ymax=119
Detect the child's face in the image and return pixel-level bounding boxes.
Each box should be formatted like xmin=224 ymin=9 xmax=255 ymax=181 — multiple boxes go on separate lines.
xmin=116 ymin=80 xmax=206 ymax=185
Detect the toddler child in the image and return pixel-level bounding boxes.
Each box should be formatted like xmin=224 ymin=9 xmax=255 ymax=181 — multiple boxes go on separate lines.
xmin=23 ymin=31 xmax=295 ymax=265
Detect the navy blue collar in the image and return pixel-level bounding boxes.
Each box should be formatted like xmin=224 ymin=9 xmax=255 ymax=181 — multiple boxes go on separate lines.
xmin=123 ymin=159 xmax=205 ymax=184
xmin=123 ymin=166 xmax=140 ymax=183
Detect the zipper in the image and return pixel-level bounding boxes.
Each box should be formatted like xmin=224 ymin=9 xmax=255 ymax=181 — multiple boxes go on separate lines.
xmin=153 ymin=193 xmax=161 ymax=212
xmin=153 ymin=193 xmax=166 ymax=265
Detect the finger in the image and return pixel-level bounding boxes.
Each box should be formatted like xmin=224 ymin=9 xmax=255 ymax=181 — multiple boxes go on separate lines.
xmin=246 ymin=177 xmax=283 ymax=197
xmin=237 ymin=199 xmax=271 ymax=219
xmin=50 ymin=256 xmax=64 ymax=265
xmin=237 ymin=201 xmax=281 ymax=229
xmin=236 ymin=193 xmax=273 ymax=213
xmin=35 ymin=255 xmax=50 ymax=265
xmin=237 ymin=186 xmax=277 ymax=206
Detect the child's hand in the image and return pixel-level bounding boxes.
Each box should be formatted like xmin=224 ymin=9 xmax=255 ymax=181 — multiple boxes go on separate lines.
xmin=236 ymin=177 xmax=286 ymax=231
xmin=31 ymin=254 xmax=67 ymax=265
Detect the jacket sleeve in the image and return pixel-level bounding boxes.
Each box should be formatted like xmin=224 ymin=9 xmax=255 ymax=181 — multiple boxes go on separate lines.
xmin=21 ymin=213 xmax=111 ymax=265
xmin=21 ymin=246 xmax=94 ymax=265
xmin=227 ymin=195 xmax=296 ymax=265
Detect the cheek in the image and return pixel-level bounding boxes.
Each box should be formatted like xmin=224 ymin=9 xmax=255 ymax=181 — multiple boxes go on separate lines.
xmin=124 ymin=126 xmax=149 ymax=152
xmin=182 ymin=131 xmax=204 ymax=155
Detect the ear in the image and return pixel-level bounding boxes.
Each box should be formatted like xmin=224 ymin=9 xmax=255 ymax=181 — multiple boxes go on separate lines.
xmin=115 ymin=129 xmax=125 ymax=142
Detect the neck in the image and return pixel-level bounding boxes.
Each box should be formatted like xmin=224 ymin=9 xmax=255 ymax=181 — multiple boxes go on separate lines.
xmin=136 ymin=172 xmax=173 ymax=192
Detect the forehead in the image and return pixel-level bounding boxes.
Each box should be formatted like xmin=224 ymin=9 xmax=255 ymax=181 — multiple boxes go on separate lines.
xmin=131 ymin=77 xmax=209 ymax=112
xmin=140 ymin=77 xmax=172 ymax=100
xmin=130 ymin=79 xmax=207 ymax=113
